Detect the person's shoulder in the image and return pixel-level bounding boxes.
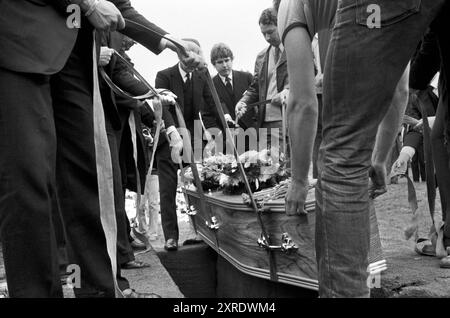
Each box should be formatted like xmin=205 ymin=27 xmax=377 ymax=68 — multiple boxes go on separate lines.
xmin=234 ymin=70 xmax=252 ymax=78
xmin=257 ymin=47 xmax=269 ymax=59
xmin=157 ymin=64 xmax=177 ymax=76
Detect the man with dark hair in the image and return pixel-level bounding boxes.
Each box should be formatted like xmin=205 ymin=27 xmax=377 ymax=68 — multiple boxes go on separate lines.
xmin=278 ymin=0 xmax=448 ymax=298
xmin=155 ymin=41 xmax=217 ymax=251
xmin=211 ymin=43 xmax=254 ymax=132
xmin=0 ymin=0 xmax=204 ymax=298
xmin=236 ymin=8 xmax=289 ymax=152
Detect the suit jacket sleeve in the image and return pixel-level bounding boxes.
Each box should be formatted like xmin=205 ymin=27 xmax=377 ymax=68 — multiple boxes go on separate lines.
xmin=403 ymin=130 xmax=422 ymax=151
xmin=111 ymin=0 xmax=167 ymax=55
xmin=246 ymin=72 xmax=254 ymax=87
xmin=155 ymin=71 xmax=176 ymax=128
xmin=112 ymin=55 xmax=149 ymax=96
xmin=239 ymin=58 xmax=261 ymax=105
xmin=409 ymin=30 xmax=440 ymax=90
xmin=201 ymin=74 xmax=220 ymax=129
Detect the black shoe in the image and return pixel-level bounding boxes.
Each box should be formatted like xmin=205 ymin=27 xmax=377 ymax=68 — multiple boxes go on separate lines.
xmin=121 ymin=260 xmax=151 ymax=270
xmin=123 ymin=289 xmax=161 ymax=298
xmin=164 ymin=238 xmax=178 ymax=251
xmin=130 ymin=239 xmax=147 ymax=251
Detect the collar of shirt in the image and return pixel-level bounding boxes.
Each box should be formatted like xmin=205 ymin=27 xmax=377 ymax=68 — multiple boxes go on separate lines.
xmin=178 ymin=63 xmax=191 ymax=83
xmin=219 ymin=72 xmax=233 ymax=86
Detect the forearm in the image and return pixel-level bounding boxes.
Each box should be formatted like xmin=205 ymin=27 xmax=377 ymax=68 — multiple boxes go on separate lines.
xmin=372 ymin=66 xmax=410 ymax=166
xmin=288 ymin=100 xmax=318 ymax=184
xmin=284 ymin=27 xmax=318 ymax=185
xmin=111 ymin=0 xmax=167 ymax=54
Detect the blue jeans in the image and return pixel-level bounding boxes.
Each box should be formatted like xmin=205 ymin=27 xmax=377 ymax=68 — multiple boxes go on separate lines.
xmin=317 ymin=0 xmax=446 ymax=297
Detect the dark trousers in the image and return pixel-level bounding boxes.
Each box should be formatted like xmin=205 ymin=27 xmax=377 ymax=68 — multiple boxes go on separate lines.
xmin=0 ymin=68 xmax=63 ymax=298
xmin=411 ymin=142 xmax=426 ymax=182
xmin=0 ymin=29 xmax=127 ymax=297
xmin=155 ymin=141 xmax=179 ymax=241
xmin=432 ymin=97 xmax=450 ymax=246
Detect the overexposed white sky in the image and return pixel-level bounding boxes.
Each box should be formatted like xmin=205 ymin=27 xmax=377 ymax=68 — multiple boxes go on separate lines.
xmin=127 ymin=0 xmax=273 ymax=85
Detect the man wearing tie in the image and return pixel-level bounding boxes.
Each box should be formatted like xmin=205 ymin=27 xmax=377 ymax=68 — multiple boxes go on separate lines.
xmin=236 ymin=8 xmax=289 ymax=152
xmin=211 ymin=43 xmax=255 ymax=153
xmin=211 ymin=43 xmax=254 ymax=130
xmin=155 ymin=41 xmax=217 ymax=251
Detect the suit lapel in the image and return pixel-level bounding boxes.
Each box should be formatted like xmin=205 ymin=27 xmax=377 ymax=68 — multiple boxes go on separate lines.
xmin=170 ymin=65 xmax=185 ymax=111
xmin=259 ymin=47 xmax=271 ymax=127
xmin=192 ymin=71 xmax=203 ymax=119
xmin=215 ymin=74 xmax=234 ymax=115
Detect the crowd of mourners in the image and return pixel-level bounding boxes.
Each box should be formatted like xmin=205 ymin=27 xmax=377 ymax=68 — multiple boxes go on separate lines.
xmin=0 ymin=0 xmax=449 ymax=298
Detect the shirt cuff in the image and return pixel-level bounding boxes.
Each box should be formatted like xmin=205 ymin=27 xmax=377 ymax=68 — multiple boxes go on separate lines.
xmin=401 ymin=146 xmax=416 ymax=160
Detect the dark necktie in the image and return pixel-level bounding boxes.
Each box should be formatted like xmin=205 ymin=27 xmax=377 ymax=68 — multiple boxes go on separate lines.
xmin=225 ymin=76 xmax=233 ymax=95
xmin=185 ymin=73 xmax=192 ymax=88
xmin=274 ymin=46 xmax=281 ymax=64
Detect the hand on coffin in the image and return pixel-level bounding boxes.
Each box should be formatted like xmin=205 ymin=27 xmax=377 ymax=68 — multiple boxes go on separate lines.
xmin=285 ymin=179 xmax=309 ymax=216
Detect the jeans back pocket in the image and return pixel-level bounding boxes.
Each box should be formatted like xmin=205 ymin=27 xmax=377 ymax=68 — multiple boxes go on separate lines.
xmin=356 ymin=0 xmax=421 ymax=27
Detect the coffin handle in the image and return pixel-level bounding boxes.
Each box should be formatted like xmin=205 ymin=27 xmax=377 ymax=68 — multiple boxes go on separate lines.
xmin=258 ymin=233 xmax=298 ymax=254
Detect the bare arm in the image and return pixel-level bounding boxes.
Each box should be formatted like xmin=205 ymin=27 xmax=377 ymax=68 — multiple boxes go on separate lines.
xmin=284 ymin=27 xmax=318 ymax=215
xmin=369 ymin=65 xmax=410 ymax=197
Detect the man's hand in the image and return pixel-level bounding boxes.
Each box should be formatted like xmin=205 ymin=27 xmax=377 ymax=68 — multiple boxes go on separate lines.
xmin=414 ymin=116 xmax=436 ymax=131
xmin=169 ymin=129 xmax=184 ymax=164
xmin=285 ymin=179 xmax=309 ymax=216
xmin=155 ymin=89 xmax=177 ymax=106
xmin=224 ymin=114 xmax=236 ymax=126
xmin=235 ymin=101 xmax=248 ymax=120
xmin=163 ymin=36 xmax=206 ymax=70
xmin=391 ymin=152 xmax=411 ymax=177
xmin=315 ymin=73 xmax=323 ymax=93
xmin=179 ymin=39 xmax=206 ymax=70
xmin=368 ymin=164 xmax=387 ymax=200
xmin=84 ymin=0 xmax=125 ymax=32
xmin=99 ymin=47 xmax=114 ymax=66
xmin=271 ymin=88 xmax=289 ymax=107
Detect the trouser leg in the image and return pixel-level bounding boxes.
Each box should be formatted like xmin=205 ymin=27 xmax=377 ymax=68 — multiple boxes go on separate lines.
xmin=318 ymin=0 xmax=445 ymax=298
xmin=0 ymin=68 xmax=62 ymax=298
xmin=51 ymin=29 xmax=116 ymax=298
xmin=156 ymin=142 xmax=179 ymax=241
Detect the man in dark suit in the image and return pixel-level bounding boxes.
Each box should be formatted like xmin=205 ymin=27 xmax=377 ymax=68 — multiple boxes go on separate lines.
xmin=0 ymin=0 xmax=204 ymax=298
xmin=235 ymin=8 xmax=289 ymax=152
xmin=155 ymin=47 xmax=218 ymax=251
xmin=210 ymin=43 xmax=256 ymax=153
xmin=210 ymin=43 xmax=254 ymax=129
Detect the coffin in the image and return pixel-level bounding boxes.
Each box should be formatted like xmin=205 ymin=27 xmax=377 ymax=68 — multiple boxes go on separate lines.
xmin=184 ymin=186 xmax=386 ymax=291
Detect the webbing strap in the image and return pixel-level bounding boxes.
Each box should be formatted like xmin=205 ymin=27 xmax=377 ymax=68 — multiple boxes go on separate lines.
xmin=419 ymin=103 xmax=437 ymax=232
xmin=127 ymin=112 xmax=146 ymax=239
xmin=173 ymin=103 xmax=220 ymax=249
xmin=133 ymin=102 xmax=163 ymax=256
xmin=92 ymin=32 xmax=122 ymax=297
xmin=201 ymin=69 xmax=278 ymax=282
